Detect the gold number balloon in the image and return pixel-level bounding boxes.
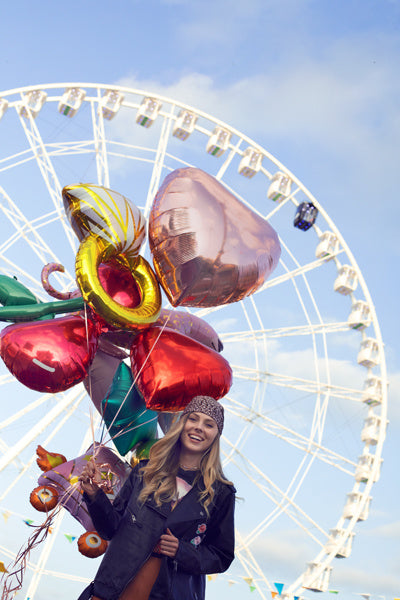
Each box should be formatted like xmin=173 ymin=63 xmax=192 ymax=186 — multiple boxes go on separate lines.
xmin=63 ymin=184 xmax=161 ymax=328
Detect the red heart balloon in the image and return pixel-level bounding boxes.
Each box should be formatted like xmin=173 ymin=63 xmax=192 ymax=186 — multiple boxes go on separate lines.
xmin=0 ymin=315 xmax=99 ymax=392
xmin=130 ymin=327 xmax=232 ymax=411
xmin=149 ymin=167 xmax=281 ymax=307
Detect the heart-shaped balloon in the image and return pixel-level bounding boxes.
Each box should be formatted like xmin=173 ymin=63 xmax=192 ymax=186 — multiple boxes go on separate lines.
xmin=0 ymin=315 xmax=99 ymax=392
xmin=149 ymin=167 xmax=281 ymax=307
xmin=130 ymin=327 xmax=232 ymax=411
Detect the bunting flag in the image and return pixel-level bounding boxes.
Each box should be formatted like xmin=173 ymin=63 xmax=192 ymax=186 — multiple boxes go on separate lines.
xmin=23 ymin=519 xmax=34 ymax=526
xmin=294 ymin=596 xmax=300 ymax=600
xmin=274 ymin=583 xmax=284 ymax=595
xmin=243 ymin=577 xmax=254 ymax=586
xmin=228 ymin=580 xmax=236 ymax=587
xmin=0 ymin=561 xmax=8 ymax=573
xmin=329 ymin=591 xmax=339 ymax=595
xmin=207 ymin=574 xmax=217 ymax=582
xmin=250 ymin=585 xmax=256 ymax=592
xmin=271 ymin=592 xmax=278 ymax=598
xmin=64 ymin=534 xmax=77 ymax=543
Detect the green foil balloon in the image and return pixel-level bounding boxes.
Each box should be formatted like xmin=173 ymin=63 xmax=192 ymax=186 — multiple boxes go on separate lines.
xmin=101 ymin=362 xmax=158 ymax=456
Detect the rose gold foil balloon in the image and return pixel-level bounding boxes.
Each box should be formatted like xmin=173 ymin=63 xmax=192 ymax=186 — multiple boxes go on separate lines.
xmin=149 ymin=167 xmax=281 ymax=307
xmin=0 ymin=315 xmax=99 ymax=392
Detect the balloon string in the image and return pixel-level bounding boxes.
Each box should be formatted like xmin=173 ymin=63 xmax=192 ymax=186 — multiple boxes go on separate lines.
xmin=103 ymin=310 xmax=174 ymax=444
xmin=83 ymin=304 xmax=99 ymax=452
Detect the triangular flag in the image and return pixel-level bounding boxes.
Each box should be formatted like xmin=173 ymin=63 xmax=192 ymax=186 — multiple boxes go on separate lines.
xmin=0 ymin=561 xmax=8 ymax=573
xmin=243 ymin=577 xmax=253 ymax=586
xmin=274 ymin=583 xmax=284 ymax=595
xmin=329 ymin=591 xmax=339 ymax=595
xmin=294 ymin=597 xmax=300 ymax=600
xmin=228 ymin=580 xmax=236 ymax=586
xmin=23 ymin=519 xmax=34 ymax=526
xmin=271 ymin=593 xmax=278 ymax=599
xmin=2 ymin=511 xmax=11 ymax=523
xmin=250 ymin=586 xmax=256 ymax=592
xmin=207 ymin=575 xmax=217 ymax=582
xmin=357 ymin=595 xmax=370 ymax=600
xmin=64 ymin=534 xmax=76 ymax=543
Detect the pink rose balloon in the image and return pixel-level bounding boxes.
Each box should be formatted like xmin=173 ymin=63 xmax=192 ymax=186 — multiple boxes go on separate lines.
xmin=149 ymin=167 xmax=281 ymax=307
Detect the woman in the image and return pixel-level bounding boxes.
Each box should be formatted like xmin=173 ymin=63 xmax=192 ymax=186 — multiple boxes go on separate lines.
xmin=78 ymin=395 xmax=236 ymax=600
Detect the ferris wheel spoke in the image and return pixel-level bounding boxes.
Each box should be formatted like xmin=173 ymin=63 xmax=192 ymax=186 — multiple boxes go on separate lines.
xmin=223 ymin=440 xmax=328 ymax=547
xmin=232 ymin=366 xmax=364 ymax=403
xmin=0 ymin=393 xmax=86 ymax=504
xmin=221 ymin=321 xmax=350 ymax=344
xmin=90 ymin=92 xmax=110 ymax=187
xmin=235 ymin=530 xmax=271 ymax=599
xmin=15 ymin=98 xmax=76 ymax=253
xmin=0 ymin=387 xmax=86 ymax=474
xmin=0 ymin=185 xmax=69 ymax=276
xmin=224 ymin=398 xmax=357 ymax=474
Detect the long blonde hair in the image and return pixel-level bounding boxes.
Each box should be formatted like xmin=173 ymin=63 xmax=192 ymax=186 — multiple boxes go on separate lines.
xmin=138 ymin=414 xmax=232 ymax=516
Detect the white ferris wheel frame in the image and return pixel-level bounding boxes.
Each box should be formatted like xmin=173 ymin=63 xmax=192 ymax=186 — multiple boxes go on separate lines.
xmin=0 ymin=82 xmax=388 ymax=600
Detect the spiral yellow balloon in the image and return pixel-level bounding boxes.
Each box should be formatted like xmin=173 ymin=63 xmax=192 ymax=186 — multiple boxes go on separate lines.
xmin=63 ymin=183 xmax=161 ymax=328
xmin=75 ymin=235 xmax=161 ymax=328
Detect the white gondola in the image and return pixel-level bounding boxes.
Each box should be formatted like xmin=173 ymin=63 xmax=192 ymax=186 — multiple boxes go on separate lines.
xmin=136 ymin=97 xmax=162 ymax=128
xmin=101 ymin=89 xmax=124 ymax=120
xmin=238 ymin=147 xmax=263 ymax=178
xmin=19 ymin=90 xmax=47 ymax=119
xmin=348 ymin=300 xmax=372 ymax=330
xmin=206 ymin=127 xmax=231 ymax=156
xmin=362 ymin=376 xmax=383 ymax=407
xmin=0 ymin=98 xmax=8 ymax=120
xmin=267 ymin=171 xmax=292 ymax=202
xmin=325 ymin=528 xmax=354 ymax=558
xmin=315 ymin=231 xmax=339 ymax=260
xmin=302 ymin=562 xmax=332 ymax=592
xmin=357 ymin=338 xmax=380 ymax=368
xmin=58 ymin=87 xmax=86 ymax=117
xmin=333 ymin=265 xmax=358 ymax=295
xmin=361 ymin=415 xmax=384 ymax=445
xmin=343 ymin=492 xmax=371 ymax=521
xmin=355 ymin=453 xmax=382 ymax=483
xmin=172 ymin=109 xmax=197 ymax=140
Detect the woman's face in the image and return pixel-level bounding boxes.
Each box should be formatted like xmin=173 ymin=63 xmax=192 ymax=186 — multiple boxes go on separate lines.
xmin=180 ymin=412 xmax=219 ymax=456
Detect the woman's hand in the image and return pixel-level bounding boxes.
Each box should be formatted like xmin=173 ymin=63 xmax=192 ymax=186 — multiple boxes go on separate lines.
xmin=156 ymin=528 xmax=179 ymax=558
xmin=78 ymin=459 xmax=101 ymax=498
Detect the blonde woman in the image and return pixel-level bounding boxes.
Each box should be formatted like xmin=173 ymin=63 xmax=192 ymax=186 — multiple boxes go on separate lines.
xmin=78 ymin=396 xmax=236 ymax=600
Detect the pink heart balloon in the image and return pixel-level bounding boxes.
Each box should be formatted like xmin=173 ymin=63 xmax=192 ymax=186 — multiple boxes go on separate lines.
xmin=0 ymin=315 xmax=99 ymax=392
xmin=149 ymin=167 xmax=281 ymax=307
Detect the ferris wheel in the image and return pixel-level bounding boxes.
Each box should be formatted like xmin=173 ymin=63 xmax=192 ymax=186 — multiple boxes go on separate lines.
xmin=0 ymin=83 xmax=388 ymax=600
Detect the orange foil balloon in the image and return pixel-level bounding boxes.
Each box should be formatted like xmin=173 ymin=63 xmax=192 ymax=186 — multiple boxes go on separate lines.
xmin=149 ymin=167 xmax=281 ymax=307
xmin=130 ymin=327 xmax=232 ymax=412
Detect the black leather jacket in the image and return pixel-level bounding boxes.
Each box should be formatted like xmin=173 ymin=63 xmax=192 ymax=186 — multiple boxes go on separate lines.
xmin=78 ymin=462 xmax=236 ymax=600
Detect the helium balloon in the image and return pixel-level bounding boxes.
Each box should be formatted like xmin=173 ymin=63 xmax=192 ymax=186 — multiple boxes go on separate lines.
xmin=130 ymin=327 xmax=232 ymax=411
xmin=36 ymin=445 xmax=67 ymax=472
xmin=63 ymin=183 xmax=161 ymax=328
xmin=84 ymin=348 xmax=124 ymax=413
xmin=101 ymin=362 xmax=158 ymax=456
xmin=0 ymin=274 xmax=40 ymax=307
xmin=78 ymin=531 xmax=108 ymax=558
xmin=0 ymin=314 xmax=99 ymax=392
xmin=149 ymin=167 xmax=281 ymax=307
xmin=101 ymin=308 xmax=223 ymax=352
xmin=37 ymin=443 xmax=130 ymax=531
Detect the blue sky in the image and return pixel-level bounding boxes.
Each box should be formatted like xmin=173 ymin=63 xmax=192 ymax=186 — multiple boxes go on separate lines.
xmin=0 ymin=2 xmax=399 ymax=600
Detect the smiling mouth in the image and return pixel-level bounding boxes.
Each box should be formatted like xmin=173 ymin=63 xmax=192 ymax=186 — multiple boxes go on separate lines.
xmin=189 ymin=434 xmax=204 ymax=442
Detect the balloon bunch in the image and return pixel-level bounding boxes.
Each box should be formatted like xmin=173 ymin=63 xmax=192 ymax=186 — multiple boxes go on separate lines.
xmin=0 ymin=168 xmax=281 ymax=456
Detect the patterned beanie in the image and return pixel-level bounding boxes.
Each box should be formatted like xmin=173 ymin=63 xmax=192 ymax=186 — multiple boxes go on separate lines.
xmin=181 ymin=396 xmax=224 ymax=434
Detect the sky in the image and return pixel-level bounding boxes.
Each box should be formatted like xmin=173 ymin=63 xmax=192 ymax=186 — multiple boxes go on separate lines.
xmin=0 ymin=1 xmax=399 ymax=600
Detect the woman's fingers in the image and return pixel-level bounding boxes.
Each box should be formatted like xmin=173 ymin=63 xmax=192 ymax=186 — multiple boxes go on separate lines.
xmin=157 ymin=529 xmax=179 ymax=557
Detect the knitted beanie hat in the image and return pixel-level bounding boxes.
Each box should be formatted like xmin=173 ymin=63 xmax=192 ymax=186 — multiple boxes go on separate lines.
xmin=181 ymin=395 xmax=224 ymax=434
